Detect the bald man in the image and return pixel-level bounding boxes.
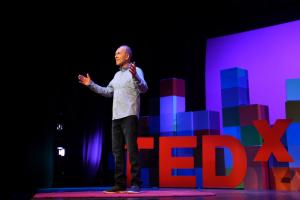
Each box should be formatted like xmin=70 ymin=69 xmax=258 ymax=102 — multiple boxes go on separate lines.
xmin=78 ymin=45 xmax=148 ymax=193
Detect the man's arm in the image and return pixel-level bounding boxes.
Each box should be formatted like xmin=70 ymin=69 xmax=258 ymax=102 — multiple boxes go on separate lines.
xmin=133 ymin=68 xmax=148 ymax=93
xmin=78 ymin=73 xmax=113 ymax=97
xmin=88 ymin=81 xmax=114 ymax=98
xmin=129 ymin=63 xmax=148 ymax=93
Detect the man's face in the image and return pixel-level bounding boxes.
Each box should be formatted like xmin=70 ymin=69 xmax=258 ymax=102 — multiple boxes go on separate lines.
xmin=115 ymin=47 xmax=129 ymax=67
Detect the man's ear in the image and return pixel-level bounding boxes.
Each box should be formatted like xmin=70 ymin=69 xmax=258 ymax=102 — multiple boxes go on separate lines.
xmin=126 ymin=53 xmax=130 ymax=61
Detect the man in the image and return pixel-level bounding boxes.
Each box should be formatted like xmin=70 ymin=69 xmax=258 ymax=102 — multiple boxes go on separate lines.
xmin=78 ymin=45 xmax=148 ymax=193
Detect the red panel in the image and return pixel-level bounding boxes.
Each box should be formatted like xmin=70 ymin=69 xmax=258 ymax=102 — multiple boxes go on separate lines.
xmin=159 ymin=136 xmax=197 ymax=187
xmin=244 ymin=146 xmax=270 ymax=189
xmin=160 ymin=78 xmax=185 ymax=97
xmin=239 ymin=104 xmax=269 ymax=126
xmin=127 ymin=137 xmax=154 ymax=186
xmin=203 ymin=135 xmax=247 ymax=188
xmin=269 ymin=167 xmax=300 ymax=191
xmin=253 ymin=119 xmax=293 ymax=162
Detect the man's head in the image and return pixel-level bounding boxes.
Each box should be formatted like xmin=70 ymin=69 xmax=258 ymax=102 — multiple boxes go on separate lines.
xmin=115 ymin=45 xmax=132 ymax=67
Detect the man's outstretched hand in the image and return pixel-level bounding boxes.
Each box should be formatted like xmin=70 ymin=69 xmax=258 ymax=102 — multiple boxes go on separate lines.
xmin=129 ymin=62 xmax=137 ymax=78
xmin=78 ymin=73 xmax=91 ymax=86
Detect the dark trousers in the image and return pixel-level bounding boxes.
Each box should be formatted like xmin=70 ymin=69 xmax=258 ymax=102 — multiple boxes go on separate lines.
xmin=112 ymin=115 xmax=141 ymax=187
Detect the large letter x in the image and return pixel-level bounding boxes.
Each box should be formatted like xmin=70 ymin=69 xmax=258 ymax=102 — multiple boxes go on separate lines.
xmin=254 ymin=119 xmax=293 ymax=162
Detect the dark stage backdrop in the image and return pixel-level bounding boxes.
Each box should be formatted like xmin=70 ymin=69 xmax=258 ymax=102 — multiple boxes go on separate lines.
xmin=43 ymin=29 xmax=208 ymax=187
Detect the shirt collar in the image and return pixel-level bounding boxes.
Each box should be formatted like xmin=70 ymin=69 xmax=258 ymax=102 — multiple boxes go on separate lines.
xmin=120 ymin=64 xmax=130 ymax=71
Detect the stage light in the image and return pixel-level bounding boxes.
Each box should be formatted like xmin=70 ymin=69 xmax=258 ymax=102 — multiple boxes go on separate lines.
xmin=57 ymin=147 xmax=65 ymax=157
xmin=56 ymin=123 xmax=63 ymax=131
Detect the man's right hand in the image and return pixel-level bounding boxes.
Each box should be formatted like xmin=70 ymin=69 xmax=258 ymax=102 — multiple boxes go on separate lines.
xmin=78 ymin=73 xmax=91 ymax=86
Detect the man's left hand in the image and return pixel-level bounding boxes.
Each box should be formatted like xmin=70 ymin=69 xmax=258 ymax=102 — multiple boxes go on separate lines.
xmin=129 ymin=62 xmax=137 ymax=78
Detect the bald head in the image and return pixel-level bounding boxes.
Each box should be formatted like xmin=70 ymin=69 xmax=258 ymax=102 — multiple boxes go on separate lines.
xmin=119 ymin=45 xmax=132 ymax=60
xmin=115 ymin=45 xmax=133 ymax=67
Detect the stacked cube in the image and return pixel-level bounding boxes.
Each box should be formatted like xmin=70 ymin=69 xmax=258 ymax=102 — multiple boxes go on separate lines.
xmin=269 ymin=78 xmax=300 ymax=191
xmin=176 ymin=110 xmax=221 ymax=188
xmin=221 ymin=68 xmax=269 ymax=189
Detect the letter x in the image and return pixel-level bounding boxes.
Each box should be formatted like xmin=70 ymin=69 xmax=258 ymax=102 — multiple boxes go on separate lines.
xmin=254 ymin=119 xmax=293 ymax=162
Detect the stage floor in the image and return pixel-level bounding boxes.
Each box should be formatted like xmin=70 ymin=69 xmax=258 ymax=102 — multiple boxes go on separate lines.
xmin=32 ymin=187 xmax=300 ymax=200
